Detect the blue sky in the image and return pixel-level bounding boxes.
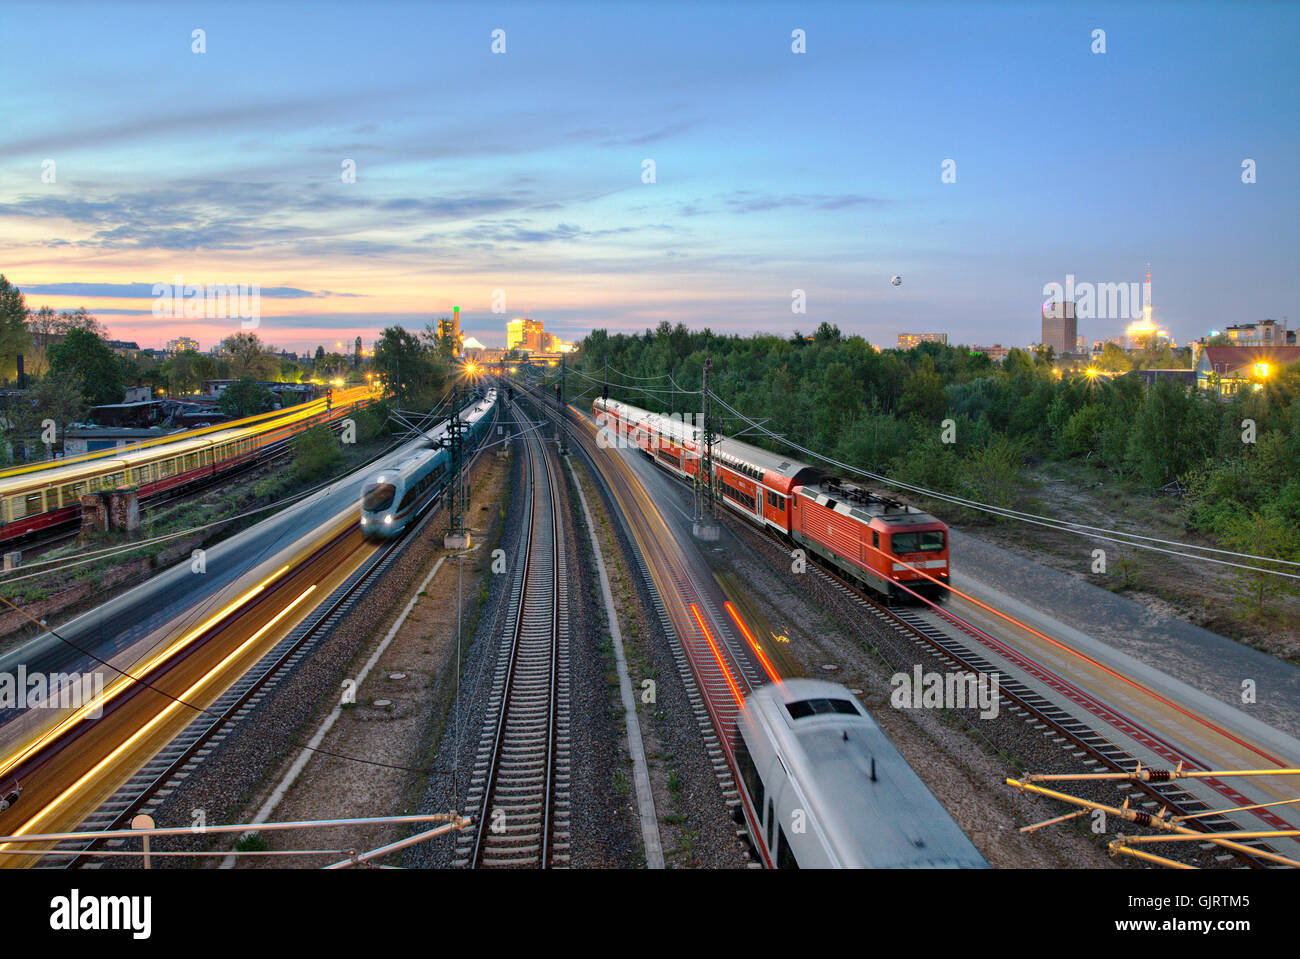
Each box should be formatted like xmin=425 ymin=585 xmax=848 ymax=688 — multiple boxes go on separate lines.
xmin=1 ymin=0 xmax=1296 ymax=353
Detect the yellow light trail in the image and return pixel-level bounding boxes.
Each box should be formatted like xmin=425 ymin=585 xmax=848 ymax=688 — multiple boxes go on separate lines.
xmin=0 ymin=565 xmax=291 ymax=780
xmin=4 ymin=584 xmax=318 ymax=846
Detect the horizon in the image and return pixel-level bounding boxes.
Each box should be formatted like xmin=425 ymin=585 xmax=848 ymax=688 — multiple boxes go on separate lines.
xmin=3 ymin=1 xmax=1296 ymax=354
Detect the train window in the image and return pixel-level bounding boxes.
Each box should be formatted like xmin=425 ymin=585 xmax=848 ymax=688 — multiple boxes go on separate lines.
xmin=61 ymin=482 xmax=86 ymax=503
xmin=776 ymin=827 xmax=799 ymax=869
xmin=733 ymin=731 xmax=765 ymax=812
xmin=786 ymin=698 xmax=860 ymax=720
xmin=158 ymin=459 xmax=175 ymax=477
xmin=890 ymin=530 xmax=945 ymax=554
xmin=766 ymin=799 xmax=775 ymax=852
xmin=362 ymin=483 xmax=396 ymax=512
xmin=720 ymin=478 xmax=756 ymax=513
xmin=24 ymin=492 xmax=44 ymax=515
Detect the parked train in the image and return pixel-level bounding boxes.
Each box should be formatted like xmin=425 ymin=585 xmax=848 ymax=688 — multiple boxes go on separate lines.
xmin=359 ymin=390 xmax=498 ymax=538
xmin=0 ymin=397 xmax=369 ymax=545
xmin=592 ymin=398 xmax=950 ymax=601
xmin=734 ymin=679 xmax=989 ymax=868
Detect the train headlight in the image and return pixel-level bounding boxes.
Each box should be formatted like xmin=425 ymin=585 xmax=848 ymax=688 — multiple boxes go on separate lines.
xmin=384 ymin=514 xmax=394 ymax=525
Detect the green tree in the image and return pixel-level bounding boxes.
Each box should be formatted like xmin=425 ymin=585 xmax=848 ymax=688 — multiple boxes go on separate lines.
xmin=47 ymin=327 xmax=123 ymax=406
xmin=963 ymin=433 xmax=1027 ymax=510
xmin=899 ymin=355 xmax=947 ymax=422
xmin=216 ymin=378 xmax=277 ymax=418
xmin=0 ymin=275 xmax=33 ymax=383
xmin=372 ymin=325 xmax=446 ymax=409
xmin=7 ymin=370 xmax=87 ymax=460
xmin=292 ymin=423 xmax=342 ymax=480
xmin=222 ymin=332 xmax=279 ymax=381
xmin=1221 ymin=509 xmax=1300 ymax=623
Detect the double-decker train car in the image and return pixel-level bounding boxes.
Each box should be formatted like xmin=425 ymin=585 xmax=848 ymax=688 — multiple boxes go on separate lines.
xmin=733 ymin=679 xmax=989 ymax=868
xmin=0 ymin=398 xmax=366 ymax=545
xmin=359 ymin=389 xmax=497 ymax=538
xmin=592 ymin=397 xmax=950 ymax=601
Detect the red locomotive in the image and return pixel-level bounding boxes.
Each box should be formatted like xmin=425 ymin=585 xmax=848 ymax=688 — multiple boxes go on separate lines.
xmin=594 ymin=398 xmax=950 ymax=601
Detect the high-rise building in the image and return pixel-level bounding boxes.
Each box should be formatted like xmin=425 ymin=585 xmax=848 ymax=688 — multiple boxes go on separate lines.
xmin=166 ymin=336 xmax=200 ymax=354
xmin=507 ymin=318 xmax=525 ymax=350
xmin=1041 ymin=300 xmax=1077 ymax=355
xmin=897 ymin=332 xmax=947 ymax=350
xmin=507 ymin=315 xmax=545 ymax=351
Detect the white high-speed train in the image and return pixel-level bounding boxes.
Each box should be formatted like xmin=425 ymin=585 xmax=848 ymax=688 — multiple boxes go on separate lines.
xmin=359 ymin=390 xmax=497 ymax=538
xmin=733 ymin=679 xmax=989 ymax=869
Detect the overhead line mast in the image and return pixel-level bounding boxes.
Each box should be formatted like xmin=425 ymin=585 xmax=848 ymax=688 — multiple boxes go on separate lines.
xmin=692 ymin=357 xmax=719 ymax=541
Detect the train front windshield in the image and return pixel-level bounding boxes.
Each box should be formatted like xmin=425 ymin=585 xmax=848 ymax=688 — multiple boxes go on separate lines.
xmin=362 ymin=482 xmax=396 ymax=512
xmin=890 ymin=530 xmax=945 ymax=554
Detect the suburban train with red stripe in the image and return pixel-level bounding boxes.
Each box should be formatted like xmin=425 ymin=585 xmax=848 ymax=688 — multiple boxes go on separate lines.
xmin=593 ymin=398 xmax=950 ymax=601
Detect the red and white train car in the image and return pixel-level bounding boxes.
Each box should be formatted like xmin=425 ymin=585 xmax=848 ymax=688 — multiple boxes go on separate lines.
xmin=593 ymin=398 xmax=950 ymax=601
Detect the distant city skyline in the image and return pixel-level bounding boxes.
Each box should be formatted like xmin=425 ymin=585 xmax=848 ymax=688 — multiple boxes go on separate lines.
xmin=2 ymin=2 xmax=1296 ymax=354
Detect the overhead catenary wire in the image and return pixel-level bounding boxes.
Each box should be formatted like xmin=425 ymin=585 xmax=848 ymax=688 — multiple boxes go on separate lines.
xmin=0 ymin=398 xmax=499 ymax=781
xmin=704 ymin=392 xmax=1300 ymax=579
xmin=586 ymin=368 xmax=1299 ymax=578
xmin=0 ymin=395 xmax=463 ymax=587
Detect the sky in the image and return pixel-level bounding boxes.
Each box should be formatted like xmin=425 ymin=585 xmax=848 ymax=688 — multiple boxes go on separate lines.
xmin=1 ymin=0 xmax=1297 ymax=354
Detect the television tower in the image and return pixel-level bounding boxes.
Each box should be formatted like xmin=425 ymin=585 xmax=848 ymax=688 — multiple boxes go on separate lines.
xmin=1143 ymin=264 xmax=1152 ymax=323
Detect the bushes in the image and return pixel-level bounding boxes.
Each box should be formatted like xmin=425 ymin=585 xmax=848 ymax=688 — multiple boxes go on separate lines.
xmin=292 ymin=423 xmax=342 ymax=481
xmin=576 ymin=329 xmax=1299 ymax=556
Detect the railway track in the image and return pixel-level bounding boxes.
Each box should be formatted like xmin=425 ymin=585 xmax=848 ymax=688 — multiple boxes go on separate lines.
xmin=40 ymin=526 xmax=404 ymax=869
xmin=780 ymin=536 xmax=1285 ymax=868
xmin=536 ymin=386 xmax=1286 ymax=868
xmin=523 ymin=383 xmax=770 ymax=864
xmin=455 ymin=400 xmax=571 ymax=868
xmin=20 ymin=403 xmax=500 ymax=868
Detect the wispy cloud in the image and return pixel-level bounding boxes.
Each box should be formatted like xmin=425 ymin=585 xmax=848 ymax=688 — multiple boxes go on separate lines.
xmin=22 ymin=282 xmax=364 ymax=299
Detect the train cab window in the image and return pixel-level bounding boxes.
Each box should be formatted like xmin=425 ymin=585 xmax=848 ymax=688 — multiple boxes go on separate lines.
xmin=872 ymin=530 xmax=879 ymax=549
xmin=362 ymin=483 xmax=396 ymax=512
xmin=890 ymin=530 xmax=945 ymax=554
xmin=776 ymin=827 xmax=799 ymax=870
xmin=785 ymin=698 xmax=860 ymax=720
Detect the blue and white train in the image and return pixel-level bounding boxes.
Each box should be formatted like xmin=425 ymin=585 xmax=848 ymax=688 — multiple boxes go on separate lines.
xmin=359 ymin=390 xmax=497 ymax=538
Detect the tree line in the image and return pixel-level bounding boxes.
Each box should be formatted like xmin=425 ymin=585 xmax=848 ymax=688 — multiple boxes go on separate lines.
xmin=575 ymin=321 xmax=1300 ymax=618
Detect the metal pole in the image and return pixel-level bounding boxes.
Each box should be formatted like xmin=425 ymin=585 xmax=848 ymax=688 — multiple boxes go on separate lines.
xmin=559 ymin=353 xmax=568 ymax=454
